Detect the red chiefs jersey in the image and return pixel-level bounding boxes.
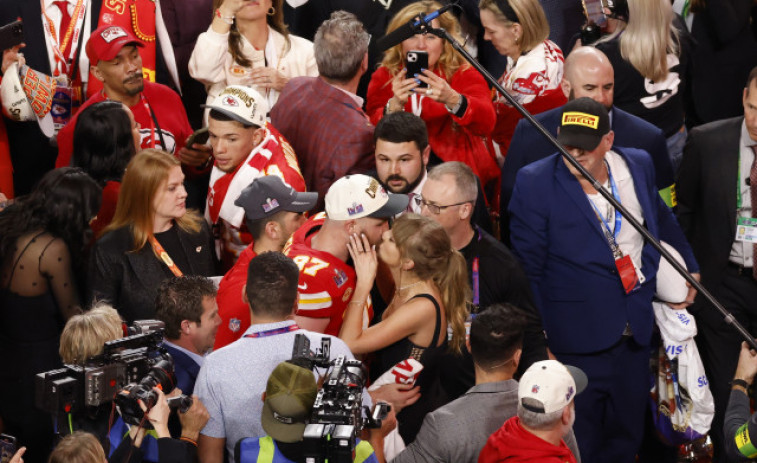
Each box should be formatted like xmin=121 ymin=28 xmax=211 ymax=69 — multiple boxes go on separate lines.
xmin=214 ymin=244 xmax=256 ymax=350
xmin=284 ymin=213 xmax=372 ymax=336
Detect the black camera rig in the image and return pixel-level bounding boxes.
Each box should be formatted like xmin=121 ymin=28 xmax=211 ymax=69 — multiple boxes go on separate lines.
xmin=290 ymin=334 xmax=390 ymax=463
xmin=35 ymin=321 xmax=191 ymax=432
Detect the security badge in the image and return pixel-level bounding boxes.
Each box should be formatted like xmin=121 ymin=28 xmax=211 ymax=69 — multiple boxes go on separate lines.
xmin=735 ymin=218 xmax=757 ymax=243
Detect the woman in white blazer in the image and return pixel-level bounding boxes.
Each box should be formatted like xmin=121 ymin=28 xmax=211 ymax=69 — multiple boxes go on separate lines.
xmin=189 ymin=0 xmax=318 ymax=113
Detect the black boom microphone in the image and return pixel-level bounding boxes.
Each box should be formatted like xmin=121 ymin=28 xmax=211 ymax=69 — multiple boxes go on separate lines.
xmin=376 ymin=3 xmax=456 ymax=51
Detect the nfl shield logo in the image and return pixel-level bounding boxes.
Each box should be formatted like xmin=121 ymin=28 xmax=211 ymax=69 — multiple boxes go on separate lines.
xmin=229 ymin=318 xmax=241 ymax=333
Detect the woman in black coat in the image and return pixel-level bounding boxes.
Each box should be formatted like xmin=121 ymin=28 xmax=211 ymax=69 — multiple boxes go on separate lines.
xmin=88 ymin=149 xmax=217 ymax=322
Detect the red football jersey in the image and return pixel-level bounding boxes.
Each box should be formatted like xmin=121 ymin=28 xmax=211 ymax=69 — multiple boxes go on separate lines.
xmin=284 ymin=213 xmax=372 ymax=336
xmin=214 ymin=244 xmax=257 ymax=350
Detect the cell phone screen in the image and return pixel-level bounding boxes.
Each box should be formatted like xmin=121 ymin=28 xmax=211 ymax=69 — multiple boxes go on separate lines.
xmin=406 ymin=51 xmax=429 ymax=88
xmin=0 ymin=434 xmax=17 ymax=463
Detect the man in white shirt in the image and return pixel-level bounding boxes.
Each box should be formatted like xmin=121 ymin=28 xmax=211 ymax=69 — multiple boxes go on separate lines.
xmin=676 ymin=66 xmax=757 ymax=463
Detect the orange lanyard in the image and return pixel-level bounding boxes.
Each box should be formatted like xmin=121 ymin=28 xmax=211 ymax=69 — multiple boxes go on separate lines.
xmin=148 ymin=235 xmax=183 ymax=277
xmin=40 ymin=0 xmax=86 ymax=76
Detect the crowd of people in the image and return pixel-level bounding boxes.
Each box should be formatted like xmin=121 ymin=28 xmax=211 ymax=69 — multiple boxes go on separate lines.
xmin=1 ymin=0 xmax=757 ymax=462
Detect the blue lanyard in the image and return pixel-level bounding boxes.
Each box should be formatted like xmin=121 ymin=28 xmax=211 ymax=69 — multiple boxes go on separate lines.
xmin=587 ymin=161 xmax=622 ymax=239
xmin=243 ymin=324 xmax=299 ymax=338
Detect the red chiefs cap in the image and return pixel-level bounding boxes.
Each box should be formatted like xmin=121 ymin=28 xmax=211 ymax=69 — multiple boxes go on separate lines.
xmin=86 ymin=25 xmax=144 ymax=65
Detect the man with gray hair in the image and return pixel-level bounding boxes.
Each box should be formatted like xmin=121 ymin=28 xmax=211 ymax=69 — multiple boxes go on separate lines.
xmin=420 ymin=162 xmax=548 ymax=401
xmin=478 ymin=360 xmax=586 ymax=462
xmin=271 ymin=11 xmax=374 ymax=211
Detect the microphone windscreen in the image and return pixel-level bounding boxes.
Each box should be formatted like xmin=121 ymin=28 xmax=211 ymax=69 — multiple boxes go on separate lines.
xmin=376 ymin=22 xmax=416 ymax=51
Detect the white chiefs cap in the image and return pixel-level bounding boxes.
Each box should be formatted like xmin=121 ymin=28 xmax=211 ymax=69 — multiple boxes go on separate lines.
xmin=0 ymin=62 xmax=55 ymax=137
xmin=519 ymin=360 xmax=588 ymax=414
xmin=325 ymin=174 xmax=408 ymax=221
xmin=203 ymin=85 xmax=267 ymax=128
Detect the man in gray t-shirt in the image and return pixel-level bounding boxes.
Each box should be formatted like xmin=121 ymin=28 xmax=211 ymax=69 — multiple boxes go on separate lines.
xmin=195 ymin=252 xmax=360 ymax=462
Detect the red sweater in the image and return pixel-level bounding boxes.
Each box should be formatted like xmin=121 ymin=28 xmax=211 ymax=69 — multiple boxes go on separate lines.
xmin=478 ymin=416 xmax=577 ymax=463
xmin=366 ymin=65 xmax=499 ymax=187
xmin=56 ymin=82 xmax=194 ymax=168
xmin=214 ymin=244 xmax=257 ymax=350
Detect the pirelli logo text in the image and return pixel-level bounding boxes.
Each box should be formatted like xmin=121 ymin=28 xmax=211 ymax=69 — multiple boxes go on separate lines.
xmin=561 ymin=112 xmax=599 ymax=129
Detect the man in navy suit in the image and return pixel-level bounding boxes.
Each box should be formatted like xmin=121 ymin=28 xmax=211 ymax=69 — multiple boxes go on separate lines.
xmin=509 ymin=98 xmax=698 ymax=463
xmin=155 ymin=275 xmax=221 ymax=395
xmin=500 ymin=47 xmax=674 ymax=243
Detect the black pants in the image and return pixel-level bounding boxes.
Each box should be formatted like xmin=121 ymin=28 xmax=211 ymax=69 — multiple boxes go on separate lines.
xmin=690 ymin=265 xmax=757 ymax=463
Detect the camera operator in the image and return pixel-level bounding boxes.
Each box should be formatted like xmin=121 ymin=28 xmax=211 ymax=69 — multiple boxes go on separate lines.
xmin=54 ymin=304 xmax=210 ymax=462
xmin=109 ymin=387 xmax=209 ymax=463
xmin=58 ymin=304 xmax=125 ymax=446
xmin=236 ymin=361 xmax=395 ymax=463
xmin=49 ymin=431 xmax=107 ymax=463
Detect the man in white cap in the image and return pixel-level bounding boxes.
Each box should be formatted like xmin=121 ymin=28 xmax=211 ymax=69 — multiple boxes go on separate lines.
xmin=204 ymin=84 xmax=306 ymax=270
xmin=284 ymin=174 xmax=407 ymax=336
xmin=479 ymin=359 xmax=586 ymax=463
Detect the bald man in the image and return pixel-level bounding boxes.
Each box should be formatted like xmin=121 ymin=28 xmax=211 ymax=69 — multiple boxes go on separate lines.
xmin=499 ymin=47 xmax=674 ymax=243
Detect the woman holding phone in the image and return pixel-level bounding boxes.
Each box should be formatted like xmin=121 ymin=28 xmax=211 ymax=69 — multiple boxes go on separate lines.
xmin=366 ymin=1 xmax=498 ymax=192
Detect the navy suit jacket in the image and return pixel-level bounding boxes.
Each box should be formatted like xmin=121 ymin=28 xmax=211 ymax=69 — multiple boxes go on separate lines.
xmin=500 ymin=105 xmax=673 ymax=241
xmin=163 ymin=343 xmax=201 ymax=395
xmin=509 ymin=146 xmax=697 ymax=354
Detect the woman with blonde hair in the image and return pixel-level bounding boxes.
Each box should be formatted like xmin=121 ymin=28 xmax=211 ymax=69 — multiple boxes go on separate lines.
xmin=48 ymin=432 xmax=107 ymax=463
xmin=189 ymin=0 xmax=317 ymax=112
xmin=594 ymin=0 xmax=690 ymax=169
xmin=88 ymin=149 xmax=217 ymax=323
xmin=340 ymin=213 xmax=470 ymax=443
xmin=366 ymin=1 xmax=498 ymax=192
xmin=478 ymin=0 xmax=566 ymax=156
xmin=59 ymin=303 xmax=123 ymax=365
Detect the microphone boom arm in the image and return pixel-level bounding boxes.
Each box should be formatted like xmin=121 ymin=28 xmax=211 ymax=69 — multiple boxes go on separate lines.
xmin=424 ymin=25 xmax=757 ymax=350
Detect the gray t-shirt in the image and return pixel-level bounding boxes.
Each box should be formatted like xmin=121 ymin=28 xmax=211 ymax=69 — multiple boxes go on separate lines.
xmin=195 ymin=320 xmax=359 ymax=461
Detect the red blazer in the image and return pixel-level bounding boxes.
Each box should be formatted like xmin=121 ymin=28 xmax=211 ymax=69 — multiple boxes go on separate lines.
xmin=367 ymin=65 xmax=499 ymax=187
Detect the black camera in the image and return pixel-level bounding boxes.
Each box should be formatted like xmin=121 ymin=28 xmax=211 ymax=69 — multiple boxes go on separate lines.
xmin=291 ymin=334 xmax=390 ymax=463
xmin=35 ymin=321 xmax=191 ymax=431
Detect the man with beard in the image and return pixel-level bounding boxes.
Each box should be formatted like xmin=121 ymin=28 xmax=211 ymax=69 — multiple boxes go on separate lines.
xmin=500 ymin=47 xmax=674 ymax=243
xmin=55 ymin=25 xmax=212 ymax=208
xmin=373 ymin=112 xmax=430 ymax=214
xmin=372 ymin=112 xmax=492 ymax=232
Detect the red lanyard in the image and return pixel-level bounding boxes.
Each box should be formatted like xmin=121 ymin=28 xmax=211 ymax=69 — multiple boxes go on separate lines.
xmin=141 ymin=95 xmax=157 ymax=149
xmin=40 ymin=0 xmax=86 ymax=77
xmin=148 ymin=235 xmax=183 ymax=277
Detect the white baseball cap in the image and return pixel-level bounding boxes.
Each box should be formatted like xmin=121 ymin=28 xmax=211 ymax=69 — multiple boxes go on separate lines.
xmin=203 ymin=85 xmax=267 ymax=128
xmin=655 ymin=242 xmax=689 ymax=304
xmin=325 ymin=174 xmax=408 ymax=220
xmin=0 ymin=62 xmax=55 ymax=137
xmin=518 ymin=360 xmax=588 ymax=414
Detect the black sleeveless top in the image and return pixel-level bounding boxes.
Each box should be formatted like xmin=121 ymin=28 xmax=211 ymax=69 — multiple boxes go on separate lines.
xmin=377 ymin=294 xmax=448 ymax=444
